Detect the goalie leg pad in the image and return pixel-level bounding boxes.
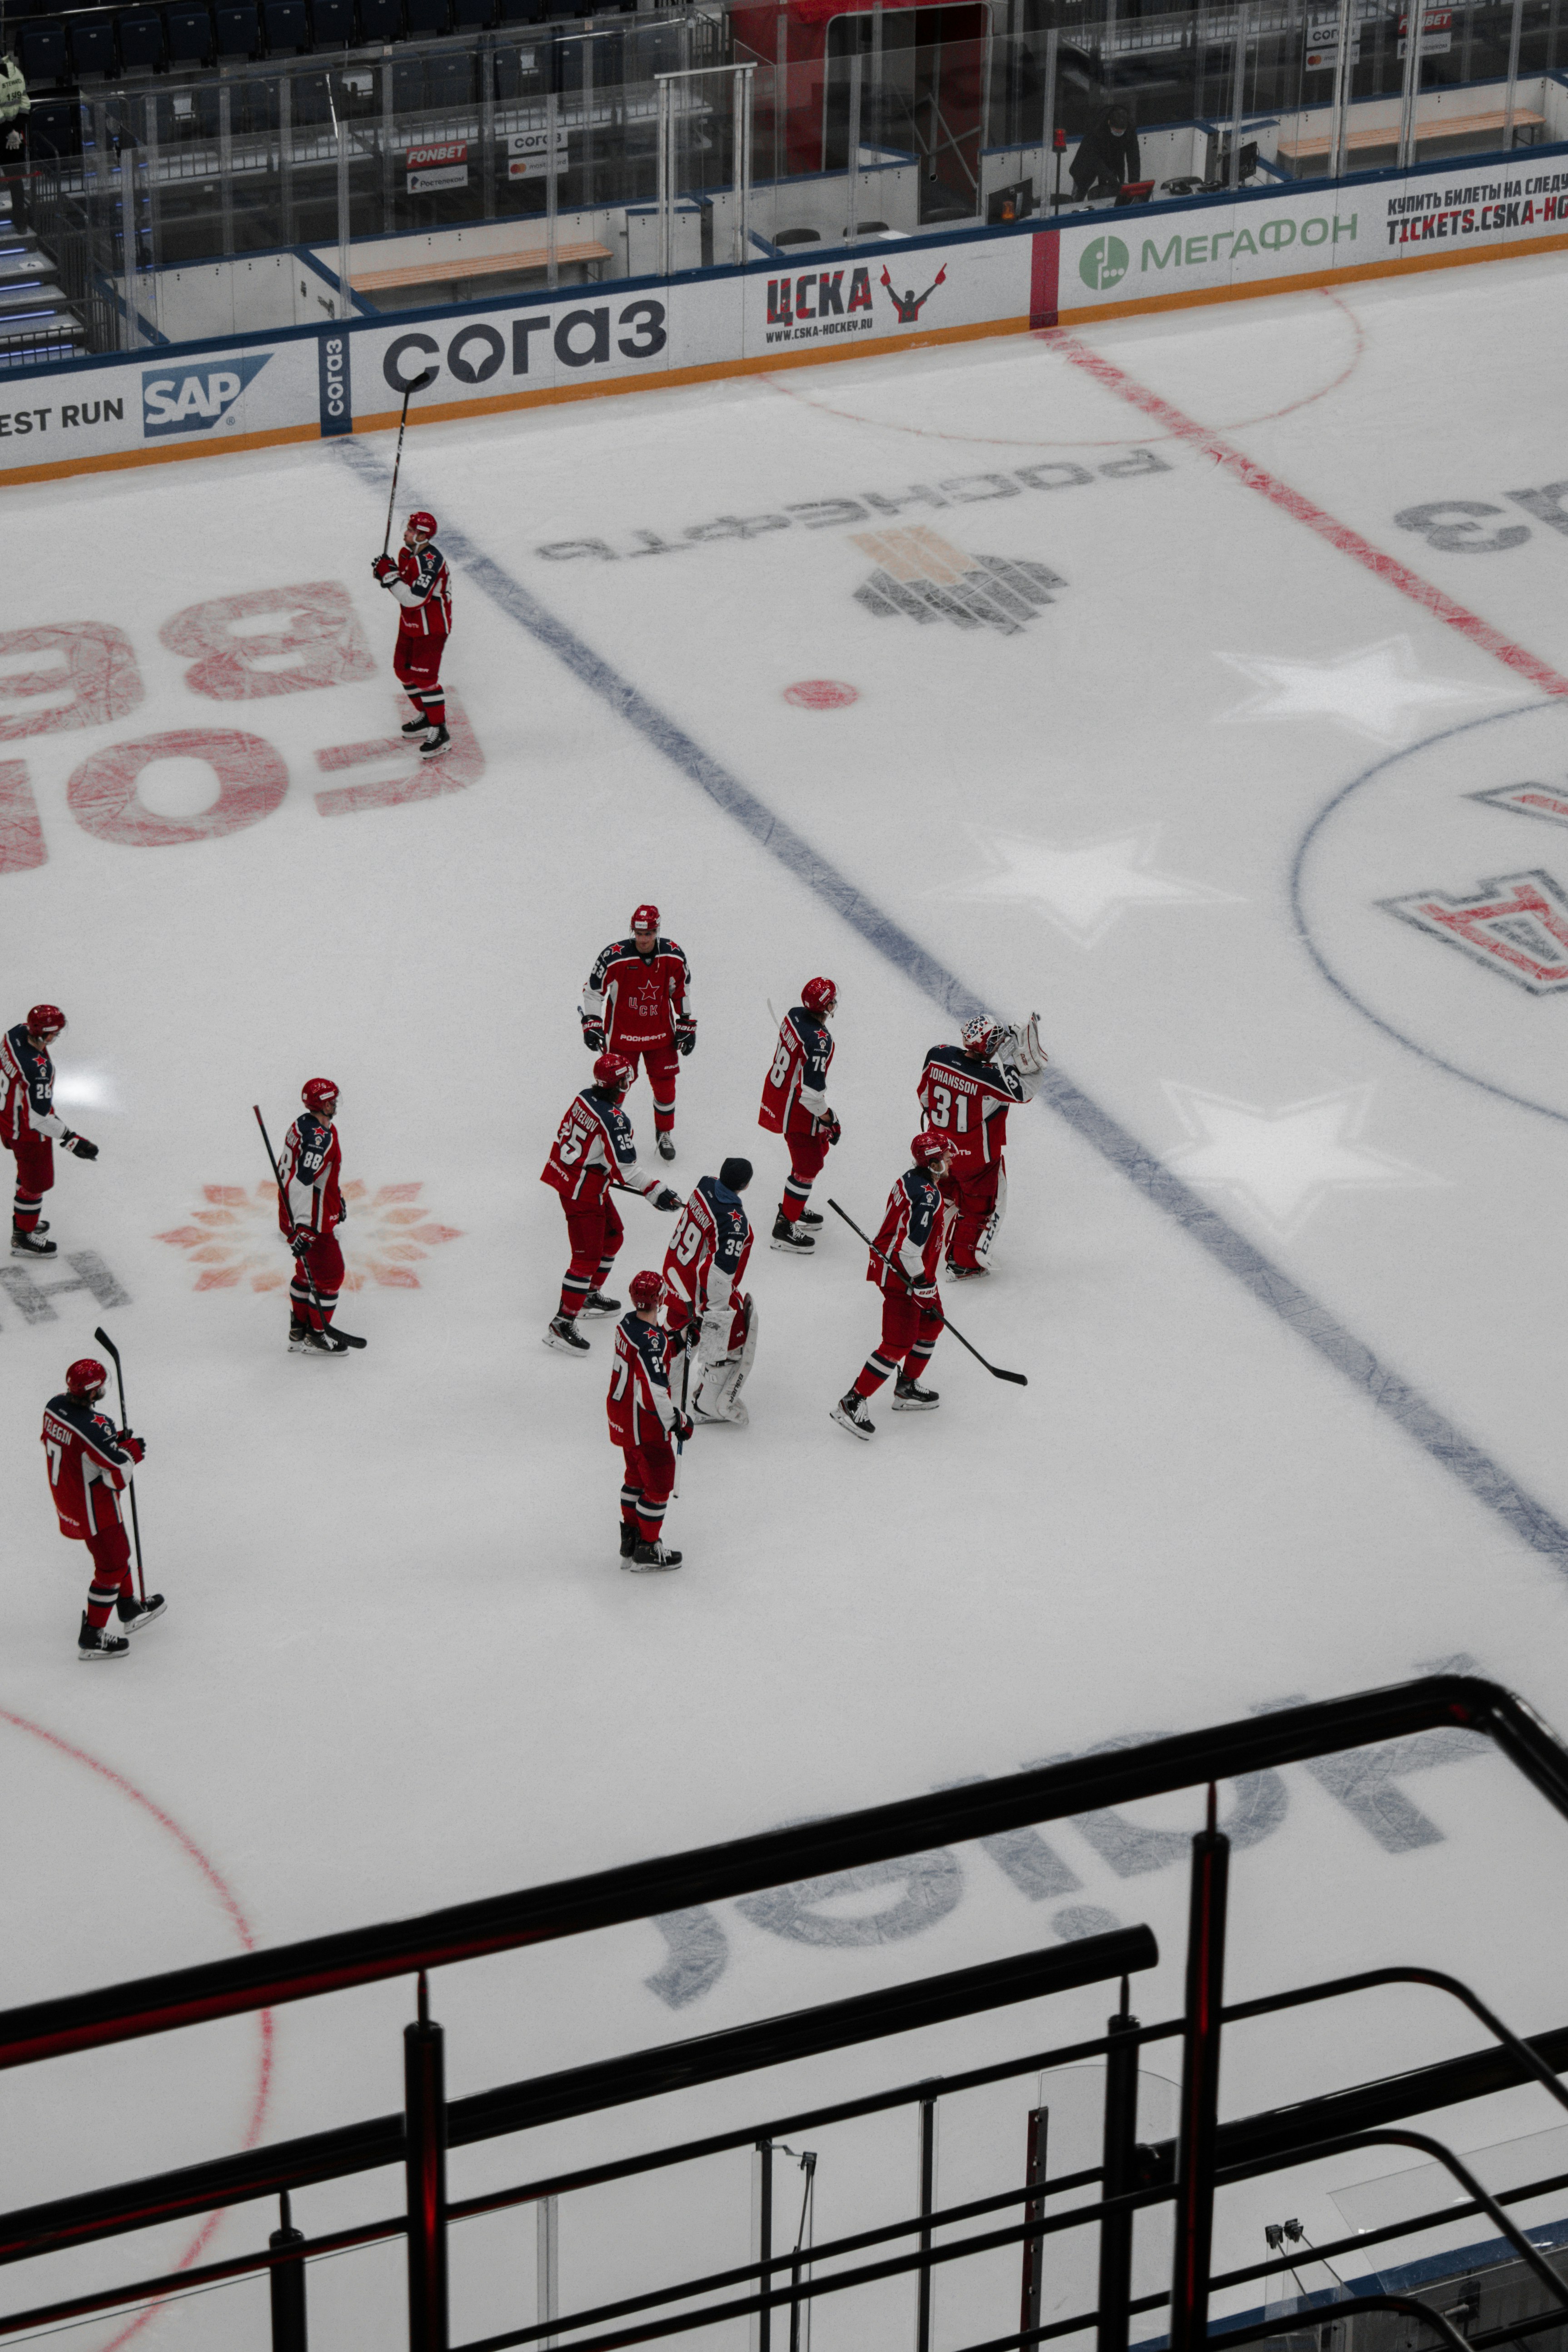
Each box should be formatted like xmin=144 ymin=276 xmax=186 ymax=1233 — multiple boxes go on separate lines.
xmin=976 ymin=1162 xmax=1007 ymax=1264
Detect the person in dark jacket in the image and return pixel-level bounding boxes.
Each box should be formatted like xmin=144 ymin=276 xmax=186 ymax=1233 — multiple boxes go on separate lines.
xmin=1070 ymin=102 xmax=1140 ymax=199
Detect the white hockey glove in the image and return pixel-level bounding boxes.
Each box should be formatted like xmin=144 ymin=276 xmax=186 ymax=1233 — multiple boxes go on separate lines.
xmin=1010 ymin=1012 xmax=1047 ymax=1075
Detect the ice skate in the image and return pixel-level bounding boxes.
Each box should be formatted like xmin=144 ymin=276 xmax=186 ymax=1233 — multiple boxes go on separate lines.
xmin=947 ymin=1261 xmax=989 ymax=1279
xmin=401 ymin=714 xmax=429 ymax=735
xmin=893 ymin=1377 xmax=940 ymax=1410
xmin=771 ymin=1213 xmax=815 ymax=1254
xmin=628 ymin=1537 xmax=682 ymax=1571
xmin=11 ymin=1226 xmax=56 ymax=1256
xmin=831 ymin=1391 xmax=875 ymax=1440
xmin=116 ymin=1590 xmax=167 ymax=1632
xmin=77 ymin=1612 xmax=130 ymax=1661
xmin=693 ymin=1395 xmax=749 ymax=1428
xmin=619 ymin=1520 xmax=638 ymax=1562
xmin=419 ymin=723 xmax=451 ymax=759
xmin=581 ymin=1289 xmax=622 ymax=1318
xmin=798 ymin=1207 xmax=823 ymax=1227
xmin=656 ymin=1132 xmax=677 ymax=1162
xmin=299 ymin=1327 xmax=348 ymax=1355
xmin=543 ymin=1314 xmax=590 ymax=1355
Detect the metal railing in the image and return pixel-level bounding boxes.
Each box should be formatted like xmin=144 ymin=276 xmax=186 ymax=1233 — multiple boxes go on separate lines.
xmin=5 ymin=1673 xmax=1568 ymax=2347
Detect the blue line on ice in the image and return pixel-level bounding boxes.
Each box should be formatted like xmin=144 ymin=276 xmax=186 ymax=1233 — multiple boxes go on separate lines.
xmin=338 ymin=439 xmax=1568 ymax=1570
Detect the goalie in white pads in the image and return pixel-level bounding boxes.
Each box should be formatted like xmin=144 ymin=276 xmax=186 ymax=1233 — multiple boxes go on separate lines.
xmin=916 ymin=1012 xmax=1046 ymax=1276
xmin=662 ymin=1157 xmax=757 ymax=1427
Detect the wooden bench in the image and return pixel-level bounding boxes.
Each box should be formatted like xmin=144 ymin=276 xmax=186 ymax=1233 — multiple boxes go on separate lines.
xmin=352 ymin=239 xmax=614 ymax=295
xmin=1278 ymin=107 xmax=1543 ymax=167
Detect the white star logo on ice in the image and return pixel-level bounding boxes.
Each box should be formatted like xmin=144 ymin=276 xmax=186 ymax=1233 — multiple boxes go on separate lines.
xmin=1218 ymin=637 xmax=1511 ymax=745
xmin=936 ymin=827 xmax=1238 ymax=948
xmin=1162 ymin=1082 xmax=1442 ymax=1236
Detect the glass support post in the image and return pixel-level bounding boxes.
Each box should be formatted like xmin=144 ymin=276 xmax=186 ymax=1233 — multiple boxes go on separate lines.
xmin=279 ymin=67 xmax=293 ymax=247
xmin=546 ymin=85 xmax=559 ymax=284
xmin=535 ymin=2196 xmax=558 ymax=2351
xmin=1097 ymin=1990 xmax=1140 ymax=2352
xmin=915 ymin=2091 xmax=938 ymax=2352
xmin=1228 ymin=3 xmax=1246 ymax=185
xmin=1195 ymin=0 xmax=1207 ymax=123
xmin=268 ymin=2189 xmax=309 ymax=2352
xmin=142 ymin=90 xmax=159 ymax=279
xmin=1503 ymin=0 xmax=1524 ymax=146
xmin=845 ymin=41 xmax=861 ymax=239
xmin=655 ymin=74 xmax=670 ymax=276
xmin=871 ymin=0 xmax=882 ymax=159
xmin=1042 ymin=25 xmax=1058 ymax=206
xmin=218 ymin=71 xmax=234 ymax=258
xmin=774 ymin=0 xmax=786 ymax=193
xmin=583 ymin=30 xmax=594 ymax=221
xmin=1019 ymin=2103 xmax=1048 ymax=2342
xmin=752 ymin=2140 xmax=774 ymax=2352
xmin=404 ymin=1974 xmax=449 ymax=2352
xmin=1169 ymin=1791 xmax=1231 ymax=2352
xmin=1397 ymin=0 xmax=1422 ymax=166
xmin=381 ymin=56 xmax=394 ymax=235
xmin=118 ymin=134 xmax=135 ymax=348
xmin=326 ymin=76 xmax=351 ymax=319
xmin=1327 ymin=0 xmax=1354 ymax=178
xmin=732 ymin=63 xmax=752 ymax=262
xmin=481 ymin=33 xmax=496 ymax=219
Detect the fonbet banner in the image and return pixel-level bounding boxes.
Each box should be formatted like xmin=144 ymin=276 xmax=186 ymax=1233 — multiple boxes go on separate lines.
xmin=0 ymin=148 xmax=1562 ymax=483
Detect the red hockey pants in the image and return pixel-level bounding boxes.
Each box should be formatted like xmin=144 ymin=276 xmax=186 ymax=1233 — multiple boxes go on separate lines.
xmin=290 ymin=1229 xmax=345 ymax=1332
xmin=6 ymin=1130 xmax=52 ymax=1231
xmin=615 ymin=1044 xmax=680 ymax=1135
xmin=620 ymin=1437 xmax=676 ymax=1542
xmin=77 ymin=1515 xmax=133 ymax=1627
xmin=854 ymin=1285 xmax=944 ymax=1399
xmin=940 ymin=1161 xmax=1001 ymax=1271
xmin=561 ymin=1194 xmax=623 ymax=1320
xmin=393 ymin=627 xmax=448 ymax=725
xmin=778 ymin=1128 xmax=830 ymax=1222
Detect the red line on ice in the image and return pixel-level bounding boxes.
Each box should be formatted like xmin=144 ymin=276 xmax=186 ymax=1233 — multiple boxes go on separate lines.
xmin=1049 ymin=331 xmax=1568 ymax=701
xmin=0 ymin=1707 xmax=274 ymax=2348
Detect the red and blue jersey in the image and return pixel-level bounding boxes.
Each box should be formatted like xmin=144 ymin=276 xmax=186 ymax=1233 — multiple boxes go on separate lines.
xmin=759 ymin=1006 xmax=833 ymax=1137
xmin=607 ymin=1312 xmax=679 ymax=1447
xmin=389 ymin=541 xmax=452 ymax=640
xmin=869 ymin=1167 xmax=943 ymax=1292
xmin=663 ymin=1174 xmax=752 ymax=1319
xmin=41 ymin=1392 xmax=138 ymax=1541
xmin=1 ymin=1022 xmax=68 ymax=1148
xmin=917 ymin=1045 xmax=1029 ymax=1171
xmin=278 ymin=1111 xmax=343 ymax=1237
xmin=582 ymin=938 xmax=692 ymax=1055
xmin=542 ymin=1085 xmax=664 ymax=1210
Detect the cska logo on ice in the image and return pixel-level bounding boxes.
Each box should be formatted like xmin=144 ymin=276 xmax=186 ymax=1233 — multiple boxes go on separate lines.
xmin=1379 ymin=867 xmax=1568 ymax=992
xmin=140 ymin=354 xmax=271 ymax=438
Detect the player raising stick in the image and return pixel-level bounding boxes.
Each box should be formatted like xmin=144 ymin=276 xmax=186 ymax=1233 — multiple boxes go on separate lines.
xmin=832 ymin=1132 xmax=952 ymax=1441
xmin=609 ymin=1269 xmax=693 ymax=1571
xmin=371 ymin=508 xmax=452 ymax=760
xmin=917 ymin=1012 xmax=1047 ymax=1277
xmin=580 ymin=905 xmax=694 ymax=1162
xmin=278 ymin=1078 xmax=361 ymax=1356
xmin=543 ymin=1051 xmax=682 ymax=1355
xmin=663 ymin=1156 xmax=757 ymax=1428
xmin=2 ymin=1003 xmax=98 ymax=1259
xmin=759 ymin=977 xmax=839 ymax=1255
xmin=41 ymin=1357 xmax=164 ymax=1660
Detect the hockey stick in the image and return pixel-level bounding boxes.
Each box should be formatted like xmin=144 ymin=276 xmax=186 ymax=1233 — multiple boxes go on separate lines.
xmin=381 ymin=371 xmax=436 ymax=557
xmin=92 ymin=1325 xmax=146 ymax=1602
xmin=672 ymin=1332 xmax=691 ymax=1498
xmin=826 ymin=1200 xmax=1028 ymax=1385
xmin=252 ymin=1106 xmax=367 ymax=1348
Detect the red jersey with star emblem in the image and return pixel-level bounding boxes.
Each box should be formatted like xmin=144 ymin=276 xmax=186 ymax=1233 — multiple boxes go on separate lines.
xmin=582 ymin=937 xmax=692 ymax=1054
xmin=917 ymin=1046 xmax=1031 ymax=1174
xmin=41 ymin=1392 xmax=139 ymax=1540
xmin=278 ymin=1111 xmax=343 ymax=1237
xmin=662 ymin=1174 xmax=753 ymax=1320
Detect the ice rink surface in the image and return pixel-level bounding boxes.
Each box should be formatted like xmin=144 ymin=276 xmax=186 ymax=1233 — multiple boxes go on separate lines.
xmin=6 ymin=248 xmax=1568 ymax=2350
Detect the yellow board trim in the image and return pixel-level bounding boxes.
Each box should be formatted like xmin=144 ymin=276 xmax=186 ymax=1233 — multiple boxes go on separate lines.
xmin=4 ymin=229 xmax=1565 ymax=486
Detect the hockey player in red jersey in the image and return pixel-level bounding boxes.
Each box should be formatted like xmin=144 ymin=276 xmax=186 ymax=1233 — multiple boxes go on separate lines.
xmin=2 ymin=1003 xmax=98 ymax=1258
xmin=277 ymin=1078 xmax=361 ymax=1355
xmin=542 ymin=1051 xmax=682 ymax=1355
xmin=832 ymin=1133 xmax=952 ymax=1440
xmin=662 ymin=1156 xmax=756 ymax=1427
xmin=580 ymin=906 xmax=694 ymax=1162
xmin=371 ymin=509 xmax=452 ymax=759
xmin=609 ymin=1268 xmax=693 ymax=1570
xmin=917 ymin=1012 xmax=1047 ymax=1276
xmin=41 ymin=1358 xmax=164 ymax=1660
xmin=759 ymin=977 xmax=838 ymax=1255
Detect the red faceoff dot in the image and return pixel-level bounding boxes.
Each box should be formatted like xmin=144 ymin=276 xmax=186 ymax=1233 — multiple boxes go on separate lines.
xmin=783 ymin=680 xmax=859 ymax=710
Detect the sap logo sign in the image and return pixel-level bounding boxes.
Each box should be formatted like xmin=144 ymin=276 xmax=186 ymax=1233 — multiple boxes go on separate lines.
xmin=141 ymin=355 xmax=271 ymax=438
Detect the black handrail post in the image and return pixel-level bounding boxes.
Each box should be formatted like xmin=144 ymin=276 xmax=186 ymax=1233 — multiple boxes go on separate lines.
xmin=1171 ymin=1786 xmax=1230 ymax=2352
xmin=405 ymin=1972 xmax=449 ymax=2352
xmin=916 ymin=2087 xmax=938 ymax=2352
xmin=269 ymin=2188 xmax=308 ymax=2352
xmin=755 ymin=2138 xmax=773 ymax=2352
xmin=1019 ymin=2096 xmax=1049 ymax=2341
xmin=1097 ymin=1977 xmax=1140 ymax=2352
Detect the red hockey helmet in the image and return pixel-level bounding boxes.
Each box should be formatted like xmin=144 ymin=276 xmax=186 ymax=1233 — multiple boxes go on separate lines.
xmin=960 ymin=1016 xmax=1002 ymax=1061
xmin=301 ymin=1077 xmax=339 ymax=1111
xmin=628 ymin=1269 xmax=665 ymax=1314
xmin=630 ymin=903 xmax=660 ymax=936
xmin=911 ymin=1131 xmax=950 ymax=1168
xmin=26 ymin=1002 xmax=65 ymax=1039
xmin=65 ymin=1357 xmax=107 ymax=1398
xmin=406 ymin=510 xmax=438 ymax=539
xmin=593 ymin=1052 xmax=634 ymax=1095
xmin=801 ymin=976 xmax=837 ymax=1019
